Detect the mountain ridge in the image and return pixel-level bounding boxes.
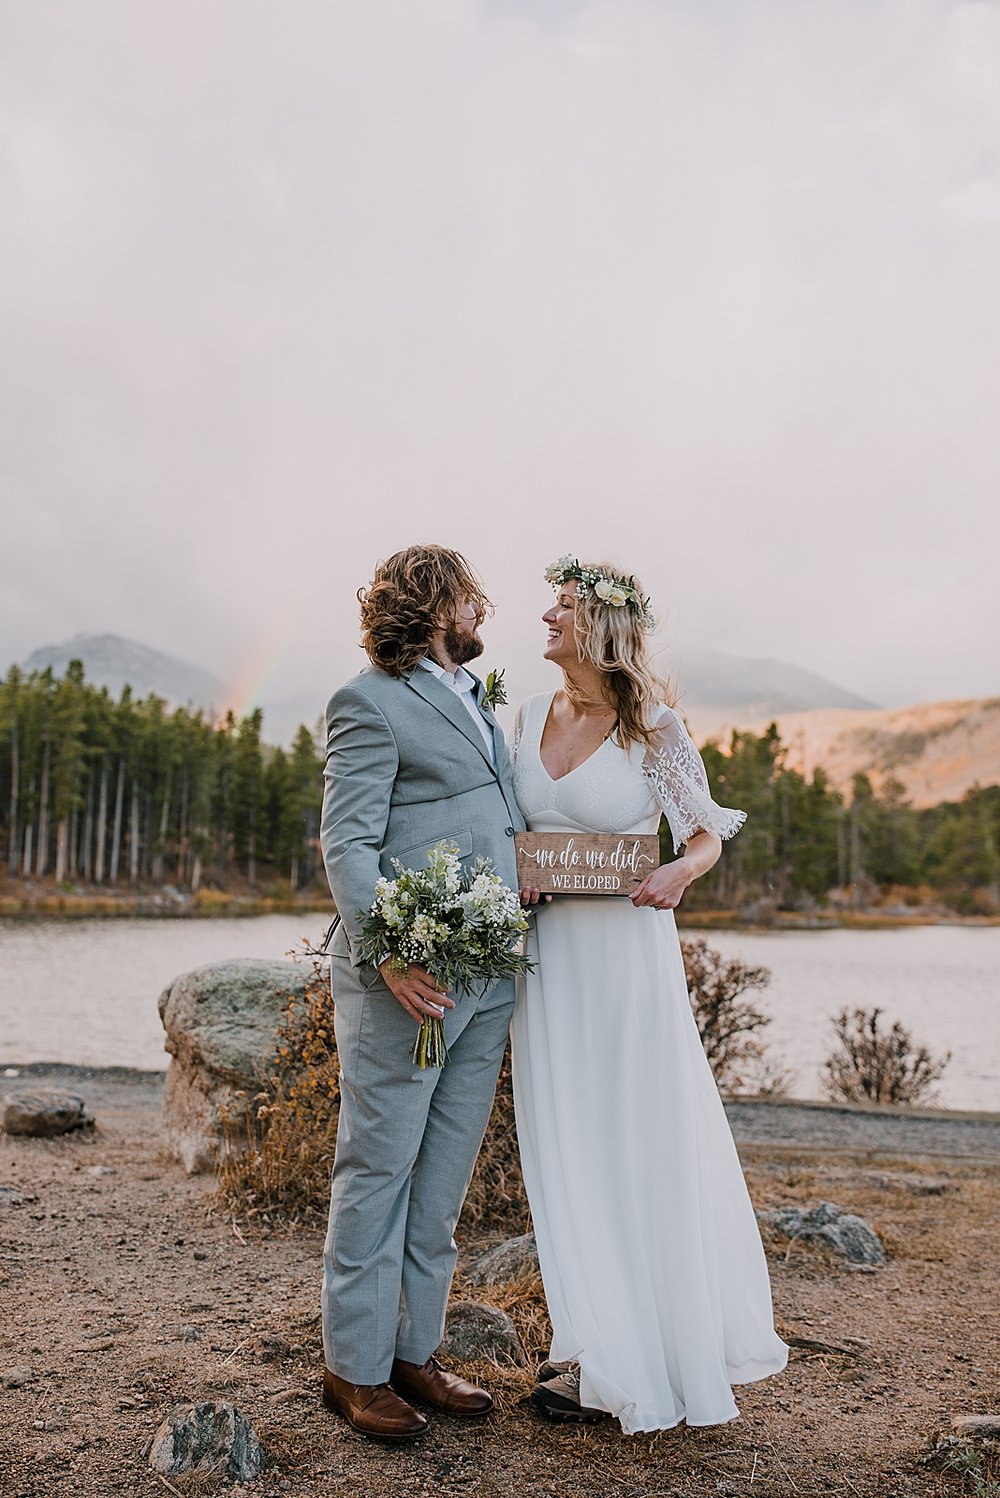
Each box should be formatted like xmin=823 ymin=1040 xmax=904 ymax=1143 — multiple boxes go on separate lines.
xmin=21 ymin=633 xmax=225 ymax=713
xmin=15 ymin=634 xmax=995 ymax=805
xmin=684 ymin=697 xmax=1000 ymax=809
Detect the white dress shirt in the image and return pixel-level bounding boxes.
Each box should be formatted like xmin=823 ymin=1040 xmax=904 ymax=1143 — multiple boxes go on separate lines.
xmin=419 ymin=656 xmax=496 ymax=768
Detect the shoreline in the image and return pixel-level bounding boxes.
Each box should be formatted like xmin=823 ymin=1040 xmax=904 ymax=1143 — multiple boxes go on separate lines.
xmin=1 ymin=890 xmax=996 ymax=929
xmin=0 ymin=891 xmax=337 ymax=920
xmin=5 ymin=1060 xmax=999 ymax=1137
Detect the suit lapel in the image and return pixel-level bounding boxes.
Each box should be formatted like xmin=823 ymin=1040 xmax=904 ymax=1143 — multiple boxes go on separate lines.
xmin=407 ymin=667 xmax=497 ymax=773
xmin=469 ymin=672 xmax=501 ymax=765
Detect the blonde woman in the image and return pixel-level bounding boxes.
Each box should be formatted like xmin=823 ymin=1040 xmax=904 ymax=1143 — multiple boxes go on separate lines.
xmin=510 ymin=556 xmax=787 ymax=1433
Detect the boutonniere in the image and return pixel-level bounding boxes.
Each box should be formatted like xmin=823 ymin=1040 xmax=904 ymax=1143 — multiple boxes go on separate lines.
xmin=482 ymin=668 xmax=508 ymax=711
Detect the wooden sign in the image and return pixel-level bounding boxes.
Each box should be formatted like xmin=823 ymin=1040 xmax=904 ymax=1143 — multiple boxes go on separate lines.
xmin=515 ymin=832 xmax=660 ymax=896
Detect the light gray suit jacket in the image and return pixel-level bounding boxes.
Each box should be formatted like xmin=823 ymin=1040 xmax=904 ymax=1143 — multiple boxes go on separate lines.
xmin=320 ymin=663 xmax=525 ymax=977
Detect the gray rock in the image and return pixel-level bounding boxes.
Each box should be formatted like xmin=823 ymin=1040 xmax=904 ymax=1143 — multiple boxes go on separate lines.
xmin=952 ymin=1414 xmax=1000 ymax=1438
xmin=149 ymin=1401 xmax=267 ymax=1481
xmin=465 ymin=1232 xmax=539 ymax=1286
xmin=1 ymin=1367 xmax=34 ymax=1388
xmin=157 ymin=958 xmax=311 ymax=1174
xmin=1 ymin=1090 xmax=94 ymax=1138
xmin=757 ymin=1201 xmax=885 ymax=1265
xmin=439 ymin=1300 xmax=525 ymax=1366
xmin=0 ymin=1186 xmax=24 ymax=1207
xmin=178 ymin=1325 xmax=204 ymax=1343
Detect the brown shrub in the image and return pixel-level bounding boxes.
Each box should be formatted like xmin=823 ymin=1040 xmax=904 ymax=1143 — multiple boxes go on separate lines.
xmin=822 ymin=1005 xmax=951 ymax=1106
xmin=214 ymin=953 xmax=529 ymax=1233
xmin=216 ymin=939 xmax=781 ymax=1228
xmin=216 ymin=956 xmax=341 ymax=1223
xmin=680 ymin=937 xmax=786 ymax=1095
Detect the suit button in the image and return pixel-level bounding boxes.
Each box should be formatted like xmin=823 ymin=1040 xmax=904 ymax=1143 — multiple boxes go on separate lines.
xmin=505 ymin=826 xmax=515 ymax=836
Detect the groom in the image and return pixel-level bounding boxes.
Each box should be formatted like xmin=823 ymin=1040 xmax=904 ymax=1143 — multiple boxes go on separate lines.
xmin=318 ymin=544 xmax=525 ymax=1441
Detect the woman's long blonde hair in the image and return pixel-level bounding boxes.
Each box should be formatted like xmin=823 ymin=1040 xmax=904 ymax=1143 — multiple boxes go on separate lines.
xmin=563 ymin=561 xmax=674 ymax=749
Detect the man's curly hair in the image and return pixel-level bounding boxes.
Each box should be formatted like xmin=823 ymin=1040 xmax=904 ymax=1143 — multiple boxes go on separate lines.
xmin=358 ymin=545 xmax=494 ymax=678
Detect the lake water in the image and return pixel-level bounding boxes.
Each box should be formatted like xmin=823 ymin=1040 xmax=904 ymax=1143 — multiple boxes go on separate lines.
xmin=0 ymin=917 xmax=996 ymax=1111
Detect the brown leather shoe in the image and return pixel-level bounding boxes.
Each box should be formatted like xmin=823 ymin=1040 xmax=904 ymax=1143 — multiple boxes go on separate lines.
xmin=391 ymin=1356 xmax=493 ymax=1416
xmin=322 ymin=1368 xmax=429 ymax=1441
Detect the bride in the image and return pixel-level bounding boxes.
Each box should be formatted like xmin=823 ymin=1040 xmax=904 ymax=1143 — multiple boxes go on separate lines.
xmin=510 ymin=556 xmax=788 ymax=1433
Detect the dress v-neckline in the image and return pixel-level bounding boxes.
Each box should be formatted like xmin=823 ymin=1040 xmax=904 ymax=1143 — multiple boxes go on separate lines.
xmin=536 ymin=692 xmax=616 ymax=784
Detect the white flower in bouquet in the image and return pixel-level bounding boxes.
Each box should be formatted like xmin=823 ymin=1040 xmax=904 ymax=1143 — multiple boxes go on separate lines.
xmin=357 ymin=842 xmax=532 ymax=1068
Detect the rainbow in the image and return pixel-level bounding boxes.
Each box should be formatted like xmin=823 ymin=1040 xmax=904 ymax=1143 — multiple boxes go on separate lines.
xmin=218 ymin=611 xmax=305 ymax=726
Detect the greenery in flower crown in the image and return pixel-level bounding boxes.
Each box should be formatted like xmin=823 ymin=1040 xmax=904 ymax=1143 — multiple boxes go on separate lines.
xmin=544 ymin=555 xmax=655 ymax=628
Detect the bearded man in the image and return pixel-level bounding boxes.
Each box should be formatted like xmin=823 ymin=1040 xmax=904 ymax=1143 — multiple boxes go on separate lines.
xmin=318 ymin=544 xmax=524 ymax=1441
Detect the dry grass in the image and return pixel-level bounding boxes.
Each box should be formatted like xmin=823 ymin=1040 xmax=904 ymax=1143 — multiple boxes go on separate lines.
xmin=3 ymin=1079 xmax=999 ymax=1498
xmin=215 ymin=961 xmax=342 ymax=1224
xmin=214 ymin=962 xmax=533 ymax=1235
xmin=214 ymin=938 xmax=795 ymax=1233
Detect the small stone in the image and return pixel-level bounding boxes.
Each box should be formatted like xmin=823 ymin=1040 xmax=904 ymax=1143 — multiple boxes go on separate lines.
xmin=1 ymin=1090 xmax=94 ymax=1138
xmin=193 ymin=1250 xmax=208 ymax=1261
xmin=465 ymin=1232 xmax=539 ymax=1286
xmin=757 ymin=1201 xmax=885 ymax=1266
xmin=952 ymin=1414 xmax=1000 ymax=1438
xmin=87 ymin=1166 xmax=116 ymax=1177
xmin=0 ymin=1186 xmax=24 ymax=1208
xmin=247 ymin=1333 xmax=291 ymax=1364
xmin=179 ymin=1325 xmax=204 ymax=1342
xmin=149 ymin=1401 xmax=267 ymax=1481
xmin=1 ymin=1367 xmax=34 ymax=1388
xmin=439 ymin=1300 xmax=525 ymax=1366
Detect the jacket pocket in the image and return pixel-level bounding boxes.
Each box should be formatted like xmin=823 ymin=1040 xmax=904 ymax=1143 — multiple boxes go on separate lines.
xmin=382 ymin=827 xmax=474 ymax=871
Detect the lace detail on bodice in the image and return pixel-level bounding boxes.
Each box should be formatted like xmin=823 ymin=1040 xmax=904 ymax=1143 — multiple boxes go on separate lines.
xmin=641 ymin=707 xmax=747 ymax=854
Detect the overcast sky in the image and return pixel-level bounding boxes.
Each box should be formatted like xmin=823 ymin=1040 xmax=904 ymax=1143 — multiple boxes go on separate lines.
xmin=2 ymin=0 xmax=998 ymax=723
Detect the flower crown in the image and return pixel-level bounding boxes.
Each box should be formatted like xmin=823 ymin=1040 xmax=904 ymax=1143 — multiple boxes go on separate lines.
xmin=544 ymin=555 xmax=655 ymax=628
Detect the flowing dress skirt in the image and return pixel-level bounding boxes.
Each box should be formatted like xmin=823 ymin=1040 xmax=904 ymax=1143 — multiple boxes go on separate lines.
xmin=511 ymin=894 xmax=788 ymax=1433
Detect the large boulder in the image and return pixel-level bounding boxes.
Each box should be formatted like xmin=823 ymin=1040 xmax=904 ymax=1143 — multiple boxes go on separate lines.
xmin=1 ymin=1090 xmax=94 ymax=1138
xmin=157 ymin=958 xmax=310 ymax=1174
xmin=149 ymin=1401 xmax=267 ymax=1481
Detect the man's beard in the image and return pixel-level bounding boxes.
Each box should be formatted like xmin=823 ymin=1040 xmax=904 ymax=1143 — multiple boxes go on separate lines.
xmin=442 ymin=620 xmax=484 ymax=667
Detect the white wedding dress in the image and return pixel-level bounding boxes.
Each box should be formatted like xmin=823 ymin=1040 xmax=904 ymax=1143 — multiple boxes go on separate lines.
xmin=510 ymin=693 xmax=788 ymax=1433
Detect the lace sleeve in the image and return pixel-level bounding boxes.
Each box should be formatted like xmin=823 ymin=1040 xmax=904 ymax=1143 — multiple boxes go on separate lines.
xmin=642 ymin=707 xmax=747 ymax=854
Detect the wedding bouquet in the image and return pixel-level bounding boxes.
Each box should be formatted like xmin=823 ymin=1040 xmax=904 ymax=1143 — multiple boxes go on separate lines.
xmin=357 ymin=841 xmax=531 ymax=1068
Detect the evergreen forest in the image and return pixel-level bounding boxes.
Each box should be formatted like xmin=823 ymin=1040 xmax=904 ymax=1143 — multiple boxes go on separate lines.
xmin=1 ymin=664 xmax=997 ymax=914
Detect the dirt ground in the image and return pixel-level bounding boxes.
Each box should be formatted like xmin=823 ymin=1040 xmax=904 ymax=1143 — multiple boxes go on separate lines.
xmin=1 ymin=1078 xmax=997 ymax=1498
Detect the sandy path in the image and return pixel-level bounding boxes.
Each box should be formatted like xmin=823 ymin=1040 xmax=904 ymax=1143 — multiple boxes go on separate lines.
xmin=1 ymin=1071 xmax=997 ymax=1497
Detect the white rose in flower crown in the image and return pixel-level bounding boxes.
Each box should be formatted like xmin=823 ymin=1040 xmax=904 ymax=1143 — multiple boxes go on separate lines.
xmin=608 ymin=586 xmax=629 ymax=607
xmin=594 ymin=578 xmax=615 ymax=601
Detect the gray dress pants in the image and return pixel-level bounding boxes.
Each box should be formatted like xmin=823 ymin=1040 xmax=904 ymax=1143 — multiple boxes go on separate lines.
xmin=322 ymin=955 xmax=513 ymax=1385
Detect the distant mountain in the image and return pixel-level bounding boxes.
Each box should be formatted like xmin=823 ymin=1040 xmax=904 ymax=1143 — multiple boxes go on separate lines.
xmin=690 ymin=698 xmax=1000 ymax=809
xmin=676 ymin=649 xmax=877 ymax=733
xmin=17 ymin=635 xmax=882 ymax=747
xmin=22 ymin=633 xmax=225 ymax=712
